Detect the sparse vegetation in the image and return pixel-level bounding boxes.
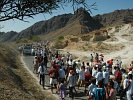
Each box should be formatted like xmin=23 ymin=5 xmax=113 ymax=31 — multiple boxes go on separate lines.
xmin=31 ymin=36 xmax=41 ymax=42
xmin=21 ymin=39 xmax=28 ymax=43
xmin=57 ymin=35 xmax=64 ymax=41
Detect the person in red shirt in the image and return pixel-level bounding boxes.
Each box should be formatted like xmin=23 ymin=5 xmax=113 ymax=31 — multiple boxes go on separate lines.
xmin=37 ymin=54 xmax=43 ymax=67
xmin=115 ymin=67 xmax=122 ymax=88
xmin=85 ymin=72 xmax=92 ymax=92
xmin=48 ymin=65 xmax=59 ymax=94
xmin=108 ymin=59 xmax=113 ymax=74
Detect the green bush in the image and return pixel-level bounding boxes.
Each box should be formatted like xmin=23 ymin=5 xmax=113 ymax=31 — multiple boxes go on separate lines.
xmin=21 ymin=39 xmax=28 ymax=43
xmin=57 ymin=35 xmax=64 ymax=40
xmin=31 ymin=36 xmax=41 ymax=42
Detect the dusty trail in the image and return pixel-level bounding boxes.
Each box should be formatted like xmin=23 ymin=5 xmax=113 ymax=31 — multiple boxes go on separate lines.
xmin=20 ymin=56 xmax=59 ymax=100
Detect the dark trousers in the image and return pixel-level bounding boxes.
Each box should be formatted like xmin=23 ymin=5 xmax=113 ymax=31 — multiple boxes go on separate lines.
xmin=69 ymin=86 xmax=74 ymax=98
xmin=39 ymin=74 xmax=45 ymax=88
xmin=44 ymin=63 xmax=47 ymax=70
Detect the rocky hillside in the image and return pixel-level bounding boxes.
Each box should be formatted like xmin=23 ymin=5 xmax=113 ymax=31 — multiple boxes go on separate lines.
xmin=0 ymin=43 xmax=57 ymax=100
xmin=0 ymin=31 xmax=17 ymax=42
xmin=94 ymin=9 xmax=133 ymax=27
xmin=0 ymin=8 xmax=133 ymax=42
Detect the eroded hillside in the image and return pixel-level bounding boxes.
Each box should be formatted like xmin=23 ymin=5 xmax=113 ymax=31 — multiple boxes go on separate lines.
xmin=0 ymin=43 xmax=57 ymax=100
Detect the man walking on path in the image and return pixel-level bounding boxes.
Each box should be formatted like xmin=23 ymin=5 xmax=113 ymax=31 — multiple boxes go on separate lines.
xmin=48 ymin=65 xmax=59 ymax=94
xmin=38 ymin=62 xmax=46 ymax=89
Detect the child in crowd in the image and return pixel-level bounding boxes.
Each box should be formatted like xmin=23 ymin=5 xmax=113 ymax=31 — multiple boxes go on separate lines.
xmin=57 ymin=79 xmax=66 ymax=100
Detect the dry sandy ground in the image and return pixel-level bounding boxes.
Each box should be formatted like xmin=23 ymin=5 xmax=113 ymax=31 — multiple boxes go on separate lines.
xmin=59 ymin=23 xmax=133 ymax=67
xmin=0 ymin=43 xmax=58 ymax=100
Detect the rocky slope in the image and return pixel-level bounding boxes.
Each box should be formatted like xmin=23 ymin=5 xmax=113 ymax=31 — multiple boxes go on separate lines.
xmin=0 ymin=43 xmax=57 ymax=100
xmin=94 ymin=9 xmax=133 ymax=27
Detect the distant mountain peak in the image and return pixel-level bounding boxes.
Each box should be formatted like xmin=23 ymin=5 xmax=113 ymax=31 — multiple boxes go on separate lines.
xmin=74 ymin=7 xmax=90 ymax=16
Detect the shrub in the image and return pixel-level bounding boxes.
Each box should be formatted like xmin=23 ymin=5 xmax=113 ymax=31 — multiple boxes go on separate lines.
xmin=21 ymin=39 xmax=28 ymax=43
xmin=57 ymin=35 xmax=64 ymax=40
xmin=31 ymin=36 xmax=41 ymax=42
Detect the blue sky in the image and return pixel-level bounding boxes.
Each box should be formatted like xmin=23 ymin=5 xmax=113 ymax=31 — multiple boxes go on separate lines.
xmin=0 ymin=0 xmax=133 ymax=32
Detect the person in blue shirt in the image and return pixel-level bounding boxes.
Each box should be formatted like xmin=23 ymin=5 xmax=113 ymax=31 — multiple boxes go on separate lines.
xmin=89 ymin=80 xmax=106 ymax=100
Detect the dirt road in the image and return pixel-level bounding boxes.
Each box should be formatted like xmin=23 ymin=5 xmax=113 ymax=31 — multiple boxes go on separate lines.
xmin=22 ymin=55 xmax=90 ymax=100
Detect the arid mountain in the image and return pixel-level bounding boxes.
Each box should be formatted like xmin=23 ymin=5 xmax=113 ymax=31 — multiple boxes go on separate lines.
xmin=0 ymin=31 xmax=17 ymax=42
xmin=94 ymin=9 xmax=133 ymax=27
xmin=10 ymin=8 xmax=102 ymax=41
xmin=0 ymin=8 xmax=133 ymax=42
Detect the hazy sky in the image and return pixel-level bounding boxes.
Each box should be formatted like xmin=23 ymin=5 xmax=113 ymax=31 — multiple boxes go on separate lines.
xmin=0 ymin=0 xmax=133 ymax=32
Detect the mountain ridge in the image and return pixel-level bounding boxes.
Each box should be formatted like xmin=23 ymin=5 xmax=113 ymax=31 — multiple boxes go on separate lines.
xmin=0 ymin=8 xmax=133 ymax=42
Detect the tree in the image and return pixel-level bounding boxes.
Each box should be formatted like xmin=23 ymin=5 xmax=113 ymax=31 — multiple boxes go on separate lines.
xmin=0 ymin=0 xmax=93 ymax=22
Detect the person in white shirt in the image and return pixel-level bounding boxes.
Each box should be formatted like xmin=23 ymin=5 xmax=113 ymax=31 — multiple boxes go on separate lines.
xmin=92 ymin=67 xmax=98 ymax=78
xmin=33 ymin=56 xmax=38 ymax=73
xmin=123 ymin=75 xmax=128 ymax=89
xmin=125 ymin=74 xmax=133 ymax=100
xmin=85 ymin=62 xmax=90 ymax=74
xmin=38 ymin=62 xmax=46 ymax=88
xmin=36 ymin=48 xmax=41 ymax=57
xmin=67 ymin=70 xmax=75 ymax=99
xmin=103 ymin=68 xmax=109 ymax=87
xmin=61 ymin=55 xmax=66 ymax=63
xmin=88 ymin=78 xmax=97 ymax=96
xmin=69 ymin=54 xmax=73 ymax=61
xmin=75 ymin=60 xmax=81 ymax=78
xmin=41 ymin=49 xmax=45 ymax=58
xmin=77 ymin=66 xmax=85 ymax=89
xmin=128 ymin=68 xmax=133 ymax=75
xmin=95 ymin=68 xmax=103 ymax=85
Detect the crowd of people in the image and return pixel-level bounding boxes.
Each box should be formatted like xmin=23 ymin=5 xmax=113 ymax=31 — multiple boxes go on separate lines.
xmin=32 ymin=44 xmax=133 ymax=100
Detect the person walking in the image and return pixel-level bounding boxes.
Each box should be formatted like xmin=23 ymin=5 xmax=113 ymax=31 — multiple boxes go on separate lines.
xmin=89 ymin=80 xmax=106 ymax=100
xmin=105 ymin=80 xmax=116 ymax=100
xmin=43 ymin=53 xmax=48 ymax=70
xmin=48 ymin=65 xmax=59 ymax=94
xmin=38 ymin=62 xmax=45 ymax=89
xmin=67 ymin=70 xmax=75 ymax=100
xmin=57 ymin=79 xmax=66 ymax=100
xmin=125 ymin=74 xmax=133 ymax=100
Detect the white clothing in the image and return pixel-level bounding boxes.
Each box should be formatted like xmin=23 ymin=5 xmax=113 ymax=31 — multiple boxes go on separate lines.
xmin=88 ymin=83 xmax=97 ymax=95
xmin=69 ymin=54 xmax=73 ymax=60
xmin=113 ymin=70 xmax=117 ymax=76
xmin=76 ymin=61 xmax=81 ymax=73
xmin=33 ymin=58 xmax=37 ymax=65
xmin=41 ymin=50 xmax=45 ymax=57
xmin=92 ymin=70 xmax=97 ymax=78
xmin=123 ymin=79 xmax=128 ymax=89
xmin=89 ymin=62 xmax=93 ymax=68
xmin=61 ymin=56 xmax=66 ymax=63
xmin=68 ymin=60 xmax=72 ymax=66
xmin=127 ymin=79 xmax=133 ymax=94
xmin=95 ymin=72 xmax=103 ymax=85
xmin=126 ymin=92 xmax=132 ymax=100
xmin=36 ymin=50 xmax=41 ymax=56
xmin=38 ymin=66 xmax=45 ymax=75
xmin=103 ymin=71 xmax=109 ymax=84
xmin=128 ymin=71 xmax=133 ymax=75
xmin=78 ymin=70 xmax=85 ymax=80
xmin=85 ymin=66 xmax=90 ymax=74
xmin=50 ymin=78 xmax=57 ymax=84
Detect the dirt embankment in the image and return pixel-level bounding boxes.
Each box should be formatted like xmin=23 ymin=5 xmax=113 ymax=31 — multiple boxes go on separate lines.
xmin=0 ymin=43 xmax=57 ymax=100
